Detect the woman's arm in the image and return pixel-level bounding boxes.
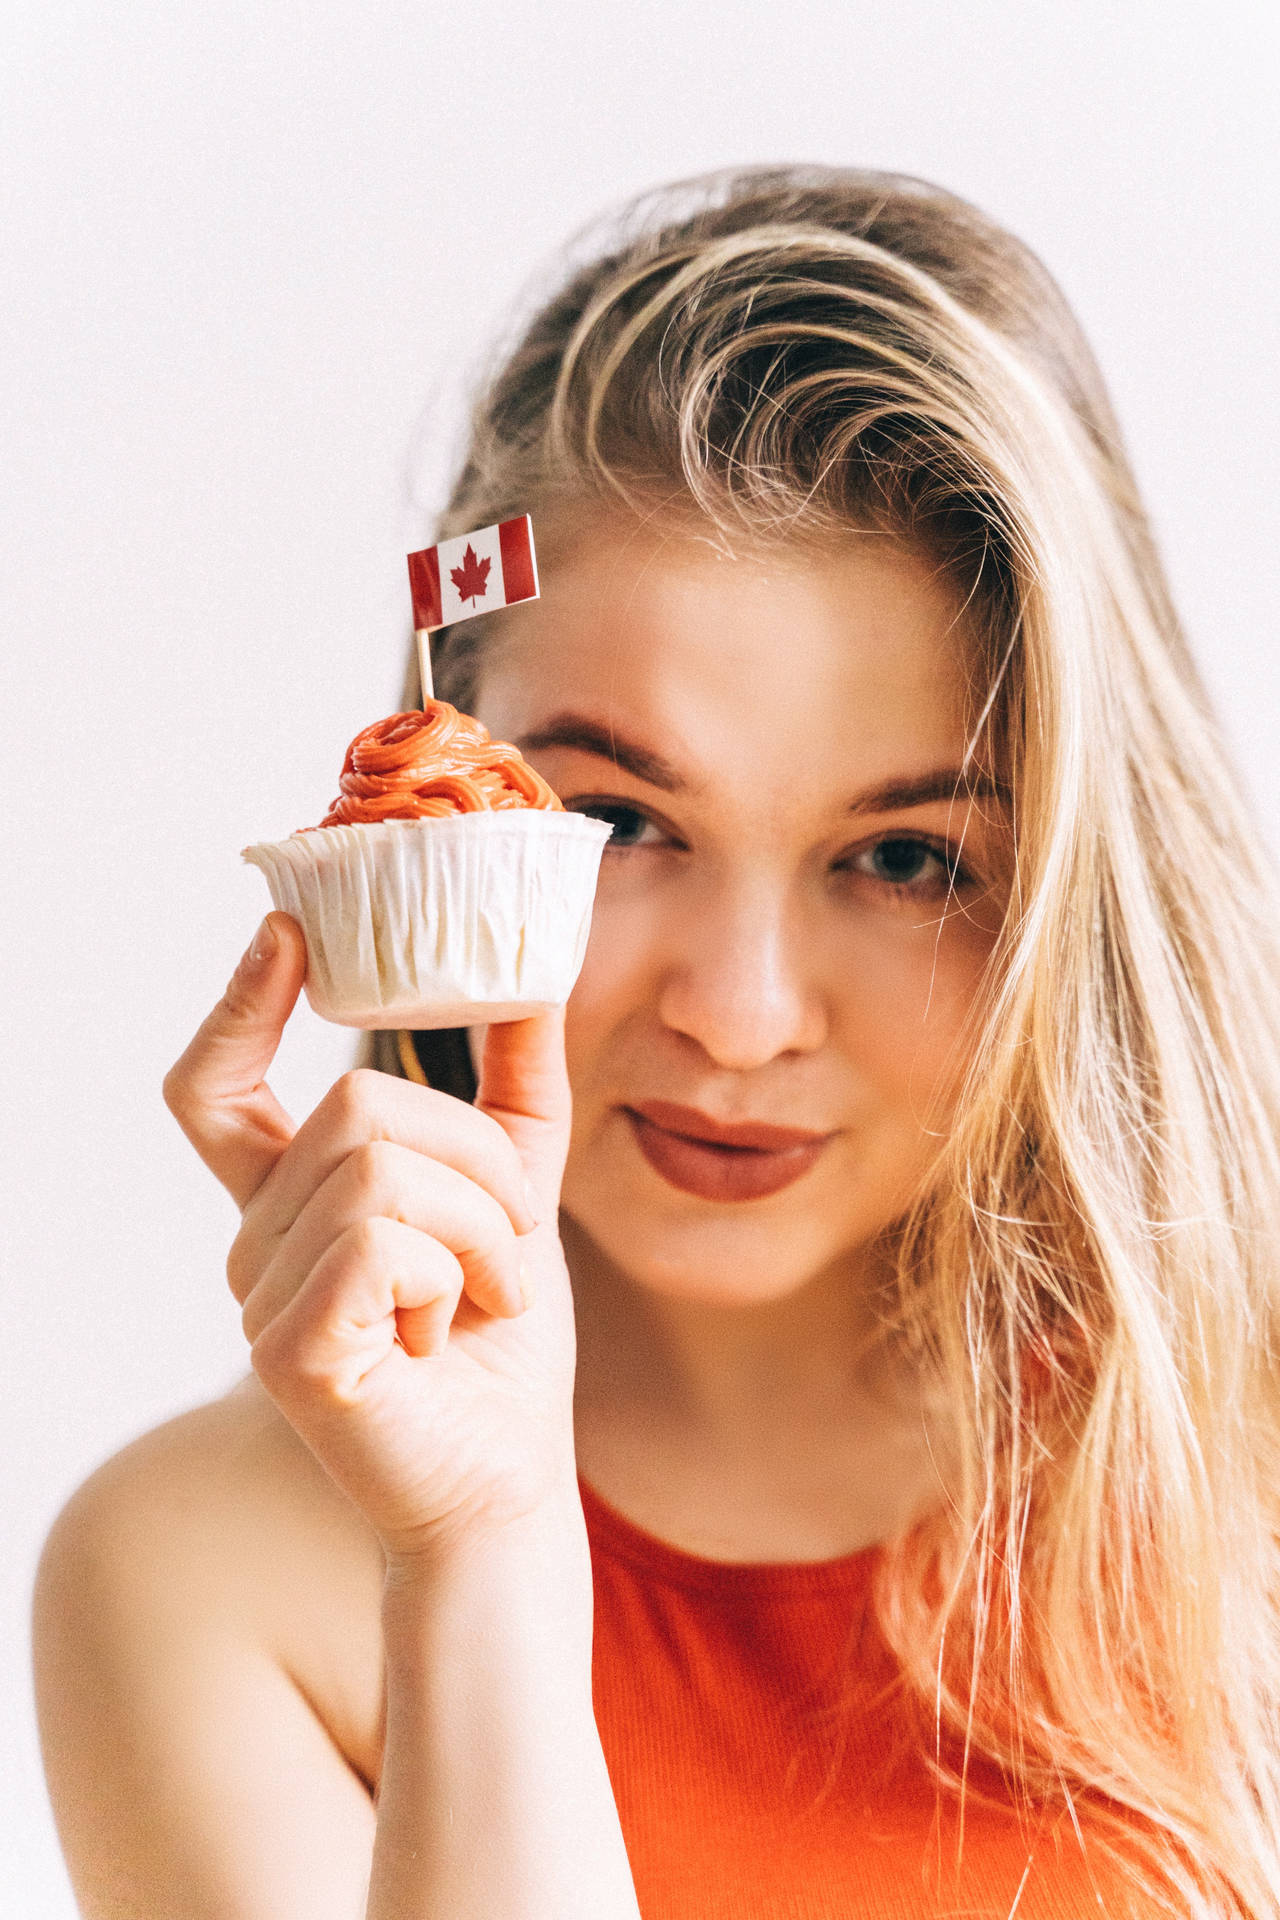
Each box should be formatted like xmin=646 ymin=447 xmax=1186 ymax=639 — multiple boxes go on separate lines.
xmin=370 ymin=1482 xmax=640 ymax=1920
xmin=32 ymin=1417 xmax=381 ymax=1920
xmin=36 ymin=915 xmax=644 ymax=1916
xmin=34 ymin=1433 xmax=639 ymax=1920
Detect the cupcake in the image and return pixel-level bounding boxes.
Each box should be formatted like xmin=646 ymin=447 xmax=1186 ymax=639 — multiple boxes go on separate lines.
xmin=242 ymin=702 xmax=612 ymax=1028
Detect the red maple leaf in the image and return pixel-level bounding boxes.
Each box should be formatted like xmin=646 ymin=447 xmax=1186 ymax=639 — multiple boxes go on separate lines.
xmin=450 ymin=542 xmax=492 ymax=606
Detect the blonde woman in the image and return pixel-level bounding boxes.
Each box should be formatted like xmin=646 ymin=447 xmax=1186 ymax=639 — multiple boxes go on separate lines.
xmin=33 ymin=167 xmax=1280 ymax=1918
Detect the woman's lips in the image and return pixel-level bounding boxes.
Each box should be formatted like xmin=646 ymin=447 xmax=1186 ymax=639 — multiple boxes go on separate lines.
xmin=623 ymin=1101 xmax=836 ymax=1203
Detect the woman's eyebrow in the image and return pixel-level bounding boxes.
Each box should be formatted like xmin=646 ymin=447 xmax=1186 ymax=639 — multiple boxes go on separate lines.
xmin=848 ymin=769 xmax=1011 ymax=814
xmin=515 ymin=714 xmax=691 ymax=793
xmin=516 ymin=713 xmax=1009 ymax=814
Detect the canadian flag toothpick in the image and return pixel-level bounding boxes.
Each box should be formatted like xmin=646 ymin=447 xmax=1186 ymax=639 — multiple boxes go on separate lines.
xmin=407 ymin=515 xmax=539 ymax=702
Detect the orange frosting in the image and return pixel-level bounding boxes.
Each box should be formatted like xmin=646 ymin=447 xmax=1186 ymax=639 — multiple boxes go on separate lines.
xmin=314 ymin=704 xmax=563 ymax=827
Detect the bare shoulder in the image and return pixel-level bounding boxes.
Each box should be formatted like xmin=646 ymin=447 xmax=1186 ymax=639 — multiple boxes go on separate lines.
xmin=36 ymin=1372 xmax=387 ymax=1788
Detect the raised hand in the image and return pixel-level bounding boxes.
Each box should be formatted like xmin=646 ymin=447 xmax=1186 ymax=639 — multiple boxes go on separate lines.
xmin=162 ymin=912 xmax=581 ymax=1568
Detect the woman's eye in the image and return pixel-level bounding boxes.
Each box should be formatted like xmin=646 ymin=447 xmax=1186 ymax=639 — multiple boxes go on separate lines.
xmin=564 ymin=800 xmax=666 ymax=849
xmin=838 ymin=835 xmax=970 ymax=899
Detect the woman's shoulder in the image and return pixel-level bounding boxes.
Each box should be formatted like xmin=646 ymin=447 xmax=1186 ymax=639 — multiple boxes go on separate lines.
xmin=41 ymin=1370 xmax=388 ymax=1592
xmin=36 ymin=1372 xmax=388 ymax=1789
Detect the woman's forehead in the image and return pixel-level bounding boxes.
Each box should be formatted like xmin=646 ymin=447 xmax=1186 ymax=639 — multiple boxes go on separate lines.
xmin=476 ymin=517 xmax=983 ymax=792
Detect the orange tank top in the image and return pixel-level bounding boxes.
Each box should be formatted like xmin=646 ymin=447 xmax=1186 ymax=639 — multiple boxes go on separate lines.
xmin=579 ymin=1473 xmax=1161 ymax=1918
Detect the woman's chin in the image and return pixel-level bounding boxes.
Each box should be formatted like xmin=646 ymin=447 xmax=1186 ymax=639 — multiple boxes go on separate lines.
xmin=560 ymin=1206 xmax=858 ymax=1307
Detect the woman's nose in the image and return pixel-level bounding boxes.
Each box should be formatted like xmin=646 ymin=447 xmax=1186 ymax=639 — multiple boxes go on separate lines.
xmin=656 ymin=882 xmax=828 ymax=1070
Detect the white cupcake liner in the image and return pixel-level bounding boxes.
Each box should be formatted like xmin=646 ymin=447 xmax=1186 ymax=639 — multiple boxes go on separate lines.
xmin=242 ymin=810 xmax=612 ymax=1028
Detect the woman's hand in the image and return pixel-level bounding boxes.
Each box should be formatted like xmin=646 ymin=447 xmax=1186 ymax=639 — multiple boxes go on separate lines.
xmin=162 ymin=911 xmax=581 ymax=1569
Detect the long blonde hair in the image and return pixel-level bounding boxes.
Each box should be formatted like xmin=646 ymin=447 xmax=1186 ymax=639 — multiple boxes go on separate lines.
xmin=381 ymin=166 xmax=1280 ymax=1915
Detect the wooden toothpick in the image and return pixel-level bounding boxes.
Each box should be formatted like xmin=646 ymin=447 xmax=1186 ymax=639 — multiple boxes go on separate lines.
xmin=415 ymin=627 xmax=434 ymax=706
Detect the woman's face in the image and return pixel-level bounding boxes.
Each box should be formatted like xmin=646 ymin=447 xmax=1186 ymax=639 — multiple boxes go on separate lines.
xmin=476 ymin=516 xmax=1012 ymax=1306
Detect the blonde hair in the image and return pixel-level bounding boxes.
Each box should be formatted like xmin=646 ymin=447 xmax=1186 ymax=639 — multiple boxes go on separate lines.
xmin=378 ymin=166 xmax=1280 ymax=1915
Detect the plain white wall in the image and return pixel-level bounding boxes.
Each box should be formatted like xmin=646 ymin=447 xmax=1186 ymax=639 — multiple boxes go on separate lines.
xmin=5 ymin=1 xmax=1277 ymax=1909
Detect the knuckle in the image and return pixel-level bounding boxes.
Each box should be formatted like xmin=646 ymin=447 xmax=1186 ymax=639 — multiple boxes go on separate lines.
xmin=240 ymin=1287 xmax=268 ymax=1346
xmin=344 ymin=1213 xmax=398 ymax=1264
xmin=250 ymin=1299 xmax=321 ymax=1392
xmin=218 ymin=974 xmax=256 ymax=1025
xmin=327 ymin=1067 xmax=383 ymax=1133
xmin=474 ymin=1109 xmax=524 ymax=1181
xmin=482 ymin=1217 xmax=517 ymax=1267
xmin=477 ymin=1178 xmax=520 ymax=1238
xmin=160 ymin=1060 xmax=191 ymax=1120
xmin=347 ymin=1137 xmax=399 ymax=1203
xmin=250 ymin=1301 xmax=342 ymax=1403
xmin=247 ymin=1312 xmax=291 ymax=1390
xmin=460 ymin=1213 xmax=516 ymax=1280
xmin=225 ymin=1229 xmax=259 ymax=1305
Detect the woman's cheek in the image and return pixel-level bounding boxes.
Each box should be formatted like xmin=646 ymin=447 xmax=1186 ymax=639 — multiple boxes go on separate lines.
xmin=563 ymin=887 xmax=662 ymax=1089
xmin=833 ymin=910 xmax=998 ymax=1098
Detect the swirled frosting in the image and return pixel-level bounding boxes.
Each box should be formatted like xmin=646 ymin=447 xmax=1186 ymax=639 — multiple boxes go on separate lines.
xmin=313 ymin=704 xmax=563 ymax=827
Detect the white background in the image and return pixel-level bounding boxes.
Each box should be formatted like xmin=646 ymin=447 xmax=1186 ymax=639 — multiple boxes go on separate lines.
xmin=4 ymin=2 xmax=1278 ymax=1909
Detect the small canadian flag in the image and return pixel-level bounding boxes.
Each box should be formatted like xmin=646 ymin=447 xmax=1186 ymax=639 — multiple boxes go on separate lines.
xmin=406 ymin=515 xmax=540 ymax=634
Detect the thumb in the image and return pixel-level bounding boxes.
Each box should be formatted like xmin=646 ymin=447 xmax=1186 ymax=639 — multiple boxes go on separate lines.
xmin=473 ymin=1005 xmax=573 ymax=1213
xmin=162 ymin=911 xmax=307 ymax=1209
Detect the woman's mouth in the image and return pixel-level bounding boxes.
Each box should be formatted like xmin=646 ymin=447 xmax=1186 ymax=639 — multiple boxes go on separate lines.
xmin=622 ymin=1100 xmax=836 ymax=1203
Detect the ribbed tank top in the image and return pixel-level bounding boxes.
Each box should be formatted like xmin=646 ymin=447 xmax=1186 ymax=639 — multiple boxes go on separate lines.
xmin=579 ymin=1472 xmax=1158 ymax=1918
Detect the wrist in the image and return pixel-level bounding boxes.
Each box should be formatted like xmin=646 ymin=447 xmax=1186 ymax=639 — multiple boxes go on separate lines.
xmin=378 ymin=1450 xmax=584 ymax=1581
xmin=381 ymin=1471 xmax=594 ymax=1640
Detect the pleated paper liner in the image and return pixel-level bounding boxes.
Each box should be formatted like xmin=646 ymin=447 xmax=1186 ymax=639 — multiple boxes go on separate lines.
xmin=243 ymin=809 xmax=612 ymax=1028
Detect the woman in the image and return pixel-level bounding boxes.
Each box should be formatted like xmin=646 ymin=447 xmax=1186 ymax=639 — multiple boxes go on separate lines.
xmin=33 ymin=166 xmax=1280 ymax=1918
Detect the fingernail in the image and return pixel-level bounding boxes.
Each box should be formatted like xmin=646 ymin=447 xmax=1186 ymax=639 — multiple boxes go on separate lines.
xmin=242 ymin=918 xmax=277 ymax=970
